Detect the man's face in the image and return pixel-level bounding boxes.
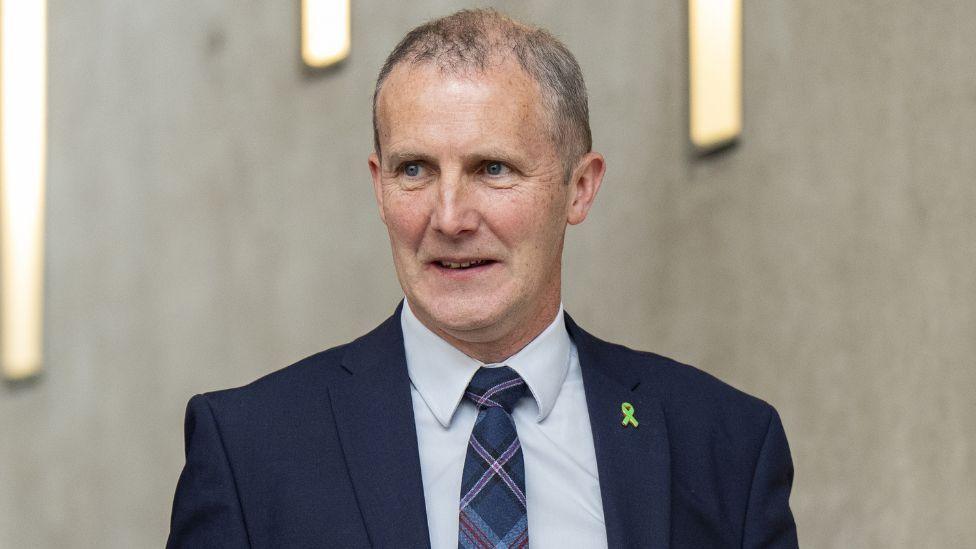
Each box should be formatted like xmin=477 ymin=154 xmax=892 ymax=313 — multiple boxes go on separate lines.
xmin=369 ymin=60 xmax=602 ymax=354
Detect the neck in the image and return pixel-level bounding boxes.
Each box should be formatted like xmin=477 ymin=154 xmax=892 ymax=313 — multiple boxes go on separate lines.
xmin=413 ymin=298 xmax=562 ymax=364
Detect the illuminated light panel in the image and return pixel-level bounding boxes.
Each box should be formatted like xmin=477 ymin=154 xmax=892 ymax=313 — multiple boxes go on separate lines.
xmin=689 ymin=0 xmax=742 ymax=151
xmin=301 ymin=0 xmax=351 ymax=69
xmin=1 ymin=0 xmax=46 ymax=380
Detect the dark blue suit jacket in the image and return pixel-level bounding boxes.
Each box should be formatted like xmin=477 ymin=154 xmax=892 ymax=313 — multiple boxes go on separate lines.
xmin=167 ymin=307 xmax=798 ymax=548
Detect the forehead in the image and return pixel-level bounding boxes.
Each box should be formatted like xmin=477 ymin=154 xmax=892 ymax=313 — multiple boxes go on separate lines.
xmin=375 ymin=61 xmax=549 ymax=150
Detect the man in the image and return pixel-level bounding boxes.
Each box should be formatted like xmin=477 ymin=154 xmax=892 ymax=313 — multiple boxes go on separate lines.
xmin=168 ymin=9 xmax=797 ymax=548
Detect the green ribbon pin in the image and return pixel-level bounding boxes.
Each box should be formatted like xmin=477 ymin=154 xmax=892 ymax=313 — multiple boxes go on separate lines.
xmin=621 ymin=402 xmax=639 ymax=428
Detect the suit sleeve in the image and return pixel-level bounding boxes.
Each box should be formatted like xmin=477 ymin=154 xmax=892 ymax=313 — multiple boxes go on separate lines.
xmin=166 ymin=394 xmax=251 ymax=548
xmin=742 ymin=407 xmax=799 ymax=548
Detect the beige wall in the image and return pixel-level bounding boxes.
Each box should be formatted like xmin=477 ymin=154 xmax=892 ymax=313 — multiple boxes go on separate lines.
xmin=1 ymin=1 xmax=974 ymax=547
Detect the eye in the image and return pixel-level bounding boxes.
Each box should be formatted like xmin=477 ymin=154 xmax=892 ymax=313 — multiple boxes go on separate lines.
xmin=484 ymin=162 xmax=509 ymax=176
xmin=403 ymin=162 xmax=422 ymax=177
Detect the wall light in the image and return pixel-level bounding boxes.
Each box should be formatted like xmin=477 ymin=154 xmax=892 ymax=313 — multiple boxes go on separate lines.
xmin=1 ymin=0 xmax=47 ymax=381
xmin=689 ymin=0 xmax=742 ymax=151
xmin=301 ymin=0 xmax=350 ymax=69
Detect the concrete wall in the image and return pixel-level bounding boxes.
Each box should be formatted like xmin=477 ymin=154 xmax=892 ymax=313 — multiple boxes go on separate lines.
xmin=1 ymin=1 xmax=973 ymax=546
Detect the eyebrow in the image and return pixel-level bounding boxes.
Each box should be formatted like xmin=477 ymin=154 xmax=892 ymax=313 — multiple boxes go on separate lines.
xmin=465 ymin=149 xmax=525 ymax=166
xmin=384 ymin=148 xmax=528 ymax=168
xmin=383 ymin=151 xmax=436 ymax=167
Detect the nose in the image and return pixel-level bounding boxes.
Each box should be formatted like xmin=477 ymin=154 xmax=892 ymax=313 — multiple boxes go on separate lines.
xmin=430 ymin=171 xmax=479 ymax=237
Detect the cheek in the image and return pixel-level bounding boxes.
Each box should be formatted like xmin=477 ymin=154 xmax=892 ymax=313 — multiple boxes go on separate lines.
xmin=490 ymin=190 xmax=565 ymax=258
xmin=383 ymin=195 xmax=429 ymax=248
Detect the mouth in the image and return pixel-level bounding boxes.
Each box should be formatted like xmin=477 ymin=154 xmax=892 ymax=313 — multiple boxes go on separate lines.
xmin=430 ymin=258 xmax=497 ymax=271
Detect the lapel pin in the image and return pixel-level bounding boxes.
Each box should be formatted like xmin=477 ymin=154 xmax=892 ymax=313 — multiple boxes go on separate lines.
xmin=620 ymin=402 xmax=639 ymax=428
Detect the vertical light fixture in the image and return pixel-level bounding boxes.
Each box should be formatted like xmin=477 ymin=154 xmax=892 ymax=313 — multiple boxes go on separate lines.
xmin=689 ymin=0 xmax=742 ymax=151
xmin=1 ymin=0 xmax=47 ymax=380
xmin=301 ymin=0 xmax=351 ymax=69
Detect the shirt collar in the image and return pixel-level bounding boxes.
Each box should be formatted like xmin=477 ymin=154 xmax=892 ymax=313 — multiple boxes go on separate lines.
xmin=401 ymin=298 xmax=571 ymax=428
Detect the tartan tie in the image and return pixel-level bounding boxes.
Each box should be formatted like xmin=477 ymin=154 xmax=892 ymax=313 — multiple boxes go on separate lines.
xmin=458 ymin=366 xmax=529 ymax=549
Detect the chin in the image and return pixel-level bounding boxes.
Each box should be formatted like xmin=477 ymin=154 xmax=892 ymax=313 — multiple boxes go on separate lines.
xmin=415 ymin=292 xmax=512 ymax=337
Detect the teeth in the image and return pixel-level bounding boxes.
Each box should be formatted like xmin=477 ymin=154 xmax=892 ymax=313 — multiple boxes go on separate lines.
xmin=439 ymin=259 xmax=486 ymax=269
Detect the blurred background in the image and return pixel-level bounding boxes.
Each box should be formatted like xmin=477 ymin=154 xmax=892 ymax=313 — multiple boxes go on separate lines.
xmin=1 ymin=1 xmax=974 ymax=547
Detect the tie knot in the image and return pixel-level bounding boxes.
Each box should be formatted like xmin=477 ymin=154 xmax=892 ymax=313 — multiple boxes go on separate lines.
xmin=464 ymin=366 xmax=527 ymax=414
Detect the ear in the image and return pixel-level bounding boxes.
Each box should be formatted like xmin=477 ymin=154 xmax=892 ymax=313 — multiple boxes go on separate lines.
xmin=566 ymin=152 xmax=606 ymax=225
xmin=368 ymin=152 xmax=387 ymax=225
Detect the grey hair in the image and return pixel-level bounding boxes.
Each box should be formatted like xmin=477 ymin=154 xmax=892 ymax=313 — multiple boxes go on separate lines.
xmin=371 ymin=9 xmax=592 ymax=180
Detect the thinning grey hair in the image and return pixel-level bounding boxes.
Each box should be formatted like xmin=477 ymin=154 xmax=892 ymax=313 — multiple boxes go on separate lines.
xmin=371 ymin=9 xmax=592 ymax=180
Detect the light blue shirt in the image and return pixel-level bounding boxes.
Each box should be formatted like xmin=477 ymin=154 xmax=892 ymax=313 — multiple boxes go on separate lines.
xmin=401 ymin=299 xmax=608 ymax=549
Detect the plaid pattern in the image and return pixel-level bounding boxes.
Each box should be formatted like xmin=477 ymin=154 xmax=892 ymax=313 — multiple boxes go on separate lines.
xmin=458 ymin=367 xmax=530 ymax=549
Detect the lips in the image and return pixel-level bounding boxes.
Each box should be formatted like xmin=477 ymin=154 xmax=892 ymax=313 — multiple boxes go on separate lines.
xmin=430 ymin=258 xmax=497 ymax=270
xmin=437 ymin=259 xmax=490 ymax=269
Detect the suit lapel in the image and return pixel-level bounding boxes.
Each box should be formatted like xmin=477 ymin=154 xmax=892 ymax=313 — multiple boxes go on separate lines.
xmin=567 ymin=315 xmax=671 ymax=549
xmin=329 ymin=304 xmax=431 ymax=548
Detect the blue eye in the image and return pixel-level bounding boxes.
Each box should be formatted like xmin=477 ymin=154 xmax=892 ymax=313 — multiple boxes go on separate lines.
xmin=403 ymin=163 xmax=421 ymax=177
xmin=486 ymin=162 xmax=506 ymax=176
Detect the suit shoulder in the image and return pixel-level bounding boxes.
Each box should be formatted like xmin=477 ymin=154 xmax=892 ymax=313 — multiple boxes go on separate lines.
xmin=192 ymin=309 xmax=403 ymax=420
xmin=599 ymin=338 xmax=781 ymax=459
xmin=577 ymin=327 xmax=775 ymax=421
xmin=199 ymin=342 xmax=350 ymax=410
xmin=640 ymin=347 xmax=770 ymax=413
xmin=196 ymin=307 xmax=403 ymax=409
